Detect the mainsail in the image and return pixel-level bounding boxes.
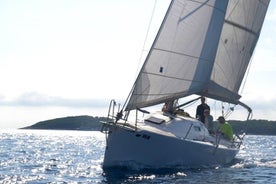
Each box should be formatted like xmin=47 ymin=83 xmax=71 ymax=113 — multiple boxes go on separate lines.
xmin=208 ymin=0 xmax=270 ymax=102
xmin=125 ymin=0 xmax=270 ymax=111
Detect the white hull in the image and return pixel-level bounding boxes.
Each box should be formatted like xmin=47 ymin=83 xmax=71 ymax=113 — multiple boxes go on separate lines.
xmin=102 ymin=112 xmax=239 ymax=169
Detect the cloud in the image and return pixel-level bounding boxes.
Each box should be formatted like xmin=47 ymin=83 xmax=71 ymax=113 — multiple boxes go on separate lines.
xmin=240 ymin=97 xmax=276 ymax=120
xmin=1 ymin=92 xmax=275 ymax=120
xmin=0 ymin=92 xmax=110 ymax=108
xmin=246 ymin=98 xmax=276 ymax=111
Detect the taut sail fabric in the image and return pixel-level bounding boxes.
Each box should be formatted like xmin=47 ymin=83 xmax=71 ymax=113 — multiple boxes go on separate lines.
xmin=207 ymin=0 xmax=270 ymax=103
xmin=125 ymin=0 xmax=270 ymax=111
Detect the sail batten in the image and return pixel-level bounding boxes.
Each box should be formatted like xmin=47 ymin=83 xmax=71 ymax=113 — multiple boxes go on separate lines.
xmin=153 ymin=47 xmax=214 ymax=62
xmin=125 ymin=0 xmax=270 ymax=111
xmin=224 ymin=20 xmax=259 ymax=36
xmin=142 ymin=71 xmax=203 ymax=83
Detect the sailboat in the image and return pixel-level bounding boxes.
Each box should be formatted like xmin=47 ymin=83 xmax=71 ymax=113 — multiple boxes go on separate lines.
xmin=101 ymin=0 xmax=270 ymax=169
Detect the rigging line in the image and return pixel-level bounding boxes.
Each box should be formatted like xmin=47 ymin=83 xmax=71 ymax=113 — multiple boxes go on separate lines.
xmin=177 ymin=97 xmax=200 ymax=109
xmin=136 ymin=0 xmax=158 ymax=76
xmin=240 ymin=53 xmax=253 ymax=94
xmin=224 ymin=103 xmax=234 ymax=119
xmin=225 ymin=0 xmax=239 ymax=21
xmin=121 ymin=0 xmax=158 ymax=112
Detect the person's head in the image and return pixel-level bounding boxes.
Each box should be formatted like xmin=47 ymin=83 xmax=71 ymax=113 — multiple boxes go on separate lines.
xmin=200 ymin=96 xmax=206 ymax=104
xmin=217 ymin=116 xmax=225 ymax=124
xmin=204 ymin=109 xmax=210 ymax=116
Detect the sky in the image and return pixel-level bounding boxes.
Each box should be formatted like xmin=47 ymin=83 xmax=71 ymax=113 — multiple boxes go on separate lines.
xmin=0 ymin=0 xmax=275 ymax=129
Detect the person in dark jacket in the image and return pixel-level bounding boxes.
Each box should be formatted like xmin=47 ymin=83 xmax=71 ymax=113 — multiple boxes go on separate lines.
xmin=196 ymin=96 xmax=210 ymax=123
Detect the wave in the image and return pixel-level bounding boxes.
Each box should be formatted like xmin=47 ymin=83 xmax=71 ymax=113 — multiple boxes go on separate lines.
xmin=231 ymin=159 xmax=276 ymax=169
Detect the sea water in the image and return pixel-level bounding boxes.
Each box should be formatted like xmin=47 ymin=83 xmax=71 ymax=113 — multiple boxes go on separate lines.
xmin=0 ymin=129 xmax=275 ymax=183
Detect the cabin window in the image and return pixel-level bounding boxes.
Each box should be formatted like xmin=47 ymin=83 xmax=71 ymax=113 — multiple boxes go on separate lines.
xmin=145 ymin=117 xmax=165 ymax=124
xmin=193 ymin=126 xmax=201 ymax=131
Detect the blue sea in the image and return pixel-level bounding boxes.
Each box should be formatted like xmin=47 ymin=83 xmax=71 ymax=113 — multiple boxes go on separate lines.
xmin=0 ymin=130 xmax=275 ymax=183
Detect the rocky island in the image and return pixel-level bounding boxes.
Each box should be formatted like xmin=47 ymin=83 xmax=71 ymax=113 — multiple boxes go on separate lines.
xmin=21 ymin=115 xmax=107 ymax=131
xmin=21 ymin=115 xmax=276 ymax=135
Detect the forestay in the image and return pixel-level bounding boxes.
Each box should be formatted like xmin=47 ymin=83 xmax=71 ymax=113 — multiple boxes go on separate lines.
xmin=125 ymin=0 xmax=270 ymax=111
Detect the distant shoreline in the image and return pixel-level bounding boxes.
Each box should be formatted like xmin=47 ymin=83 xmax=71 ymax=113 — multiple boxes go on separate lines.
xmin=21 ymin=115 xmax=276 ymax=135
xmin=21 ymin=115 xmax=106 ymax=131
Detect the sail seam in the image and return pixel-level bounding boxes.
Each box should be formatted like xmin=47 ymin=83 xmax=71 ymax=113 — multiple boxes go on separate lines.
xmin=153 ymin=48 xmax=212 ymax=63
xmin=224 ymin=20 xmax=259 ymax=37
xmin=141 ymin=71 xmax=203 ymax=83
xmin=132 ymin=92 xmax=186 ymax=96
xmin=187 ymin=0 xmax=227 ymax=14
